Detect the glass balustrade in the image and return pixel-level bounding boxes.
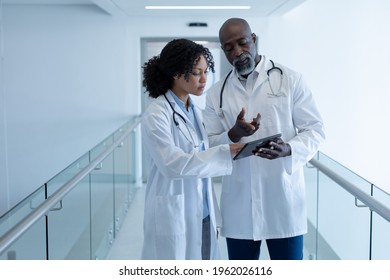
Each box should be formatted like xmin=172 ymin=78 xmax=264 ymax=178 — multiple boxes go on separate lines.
xmin=304 ymin=152 xmax=390 ymax=260
xmin=371 ymin=186 xmax=390 ymax=259
xmin=46 ymin=152 xmax=91 ymax=260
xmin=0 ymin=117 xmax=140 ymax=260
xmin=0 ymin=187 xmax=47 ymax=260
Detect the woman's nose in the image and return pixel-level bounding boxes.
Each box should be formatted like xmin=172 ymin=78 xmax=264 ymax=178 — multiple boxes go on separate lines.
xmin=200 ymin=73 xmax=207 ymax=83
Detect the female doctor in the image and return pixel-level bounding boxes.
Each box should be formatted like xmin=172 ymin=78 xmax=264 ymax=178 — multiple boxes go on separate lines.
xmin=141 ymin=39 xmax=244 ymax=260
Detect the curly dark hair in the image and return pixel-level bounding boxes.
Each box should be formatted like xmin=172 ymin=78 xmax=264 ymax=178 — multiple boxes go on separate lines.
xmin=142 ymin=38 xmax=215 ymax=98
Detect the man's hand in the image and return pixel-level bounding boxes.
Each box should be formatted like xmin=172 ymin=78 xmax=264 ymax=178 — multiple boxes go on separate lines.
xmin=253 ymin=138 xmax=291 ymax=160
xmin=228 ymin=108 xmax=261 ymax=142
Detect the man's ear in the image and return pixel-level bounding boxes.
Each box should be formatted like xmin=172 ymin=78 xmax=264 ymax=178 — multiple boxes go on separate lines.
xmin=252 ymin=33 xmax=257 ymax=44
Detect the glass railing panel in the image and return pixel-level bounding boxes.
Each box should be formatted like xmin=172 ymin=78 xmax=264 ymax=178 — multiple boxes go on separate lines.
xmin=317 ymin=165 xmax=371 ymax=259
xmin=89 ymin=137 xmax=114 ymax=260
xmin=0 ymin=187 xmax=46 ymax=260
xmin=306 ymin=152 xmax=390 ymax=260
xmin=46 ymin=153 xmax=91 ymax=260
xmin=128 ymin=129 xmax=138 ymax=185
xmin=372 ymin=185 xmax=390 ymax=206
xmin=113 ymin=129 xmax=132 ymax=237
xmin=0 ymin=219 xmax=46 ymax=260
xmin=371 ymin=187 xmax=390 ymax=259
xmin=304 ymin=162 xmax=319 ymax=260
xmin=318 ymin=153 xmax=373 ymax=195
xmin=127 ymin=130 xmax=138 ymax=203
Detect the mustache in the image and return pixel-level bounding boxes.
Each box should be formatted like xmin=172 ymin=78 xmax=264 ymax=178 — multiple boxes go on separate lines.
xmin=233 ymin=53 xmax=250 ymax=66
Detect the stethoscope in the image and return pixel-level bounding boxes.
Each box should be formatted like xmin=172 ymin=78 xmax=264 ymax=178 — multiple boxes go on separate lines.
xmin=163 ymin=93 xmax=202 ymax=148
xmin=218 ymin=59 xmax=284 ymax=118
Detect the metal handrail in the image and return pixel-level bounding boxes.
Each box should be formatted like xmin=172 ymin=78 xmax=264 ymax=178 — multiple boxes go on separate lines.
xmin=0 ymin=116 xmax=142 ymax=255
xmin=309 ymin=158 xmax=390 ymax=223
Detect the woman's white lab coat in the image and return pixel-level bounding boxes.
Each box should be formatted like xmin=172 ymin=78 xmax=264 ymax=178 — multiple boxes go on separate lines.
xmin=141 ymin=92 xmax=233 ymax=260
xmin=203 ymin=57 xmax=325 ymax=241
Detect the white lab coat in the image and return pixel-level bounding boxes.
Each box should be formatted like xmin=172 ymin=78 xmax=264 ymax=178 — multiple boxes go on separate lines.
xmin=203 ymin=57 xmax=325 ymax=240
xmin=141 ymin=91 xmax=233 ymax=259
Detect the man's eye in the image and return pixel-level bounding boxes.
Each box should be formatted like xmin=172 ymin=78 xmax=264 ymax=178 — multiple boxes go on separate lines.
xmin=223 ymin=45 xmax=233 ymax=52
xmin=238 ymin=39 xmax=249 ymax=45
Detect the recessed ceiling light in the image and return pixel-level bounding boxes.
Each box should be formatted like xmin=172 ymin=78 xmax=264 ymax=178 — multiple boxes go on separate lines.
xmin=145 ymin=6 xmax=251 ymax=10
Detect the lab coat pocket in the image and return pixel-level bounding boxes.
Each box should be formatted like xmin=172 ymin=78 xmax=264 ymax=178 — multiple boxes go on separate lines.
xmin=155 ymin=194 xmax=185 ymax=236
xmin=263 ymin=94 xmax=290 ymax=128
xmin=266 ymin=93 xmax=287 ymax=109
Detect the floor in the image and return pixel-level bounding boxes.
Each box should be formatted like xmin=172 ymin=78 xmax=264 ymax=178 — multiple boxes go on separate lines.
xmin=105 ymin=182 xmax=272 ymax=260
xmin=104 ymin=184 xmax=144 ymax=260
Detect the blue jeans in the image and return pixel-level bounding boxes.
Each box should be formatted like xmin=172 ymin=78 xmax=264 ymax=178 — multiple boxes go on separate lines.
xmin=226 ymin=235 xmax=304 ymax=260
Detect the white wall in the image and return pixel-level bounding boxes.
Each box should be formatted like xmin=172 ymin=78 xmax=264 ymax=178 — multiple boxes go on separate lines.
xmin=0 ymin=1 xmax=7 ymax=217
xmin=260 ymin=0 xmax=390 ymax=192
xmin=0 ymin=5 xmax=136 ymax=216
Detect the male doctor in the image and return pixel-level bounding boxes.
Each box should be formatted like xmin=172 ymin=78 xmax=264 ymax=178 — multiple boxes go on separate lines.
xmin=203 ymin=18 xmax=325 ymax=259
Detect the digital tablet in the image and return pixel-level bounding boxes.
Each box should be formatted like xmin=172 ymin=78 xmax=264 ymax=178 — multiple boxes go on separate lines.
xmin=233 ymin=133 xmax=282 ymax=160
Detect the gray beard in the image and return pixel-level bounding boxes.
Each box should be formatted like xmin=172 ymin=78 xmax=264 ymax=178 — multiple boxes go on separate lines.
xmin=233 ymin=54 xmax=255 ymax=76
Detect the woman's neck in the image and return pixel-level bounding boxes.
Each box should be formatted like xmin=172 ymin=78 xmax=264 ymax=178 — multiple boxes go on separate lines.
xmin=171 ymin=89 xmax=189 ymax=110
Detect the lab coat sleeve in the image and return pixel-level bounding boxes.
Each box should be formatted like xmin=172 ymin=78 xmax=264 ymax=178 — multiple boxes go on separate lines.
xmin=141 ymin=104 xmax=233 ymax=179
xmin=203 ymin=85 xmax=232 ymax=147
xmin=287 ymin=75 xmax=326 ymax=174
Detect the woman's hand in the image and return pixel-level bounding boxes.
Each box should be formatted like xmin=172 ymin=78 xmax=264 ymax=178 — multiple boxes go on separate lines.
xmin=229 ymin=143 xmax=245 ymax=156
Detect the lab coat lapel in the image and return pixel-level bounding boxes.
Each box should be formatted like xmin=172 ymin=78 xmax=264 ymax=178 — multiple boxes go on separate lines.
xmin=166 ymin=93 xmax=198 ymax=146
xmin=193 ymin=106 xmax=208 ymax=149
xmin=252 ymin=58 xmax=269 ymax=91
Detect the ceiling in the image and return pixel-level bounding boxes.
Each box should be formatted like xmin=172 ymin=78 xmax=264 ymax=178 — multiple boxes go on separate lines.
xmin=3 ymin=0 xmax=307 ymax=17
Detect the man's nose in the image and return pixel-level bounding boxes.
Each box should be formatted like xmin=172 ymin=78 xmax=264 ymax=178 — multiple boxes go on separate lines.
xmin=232 ymin=45 xmax=243 ymax=57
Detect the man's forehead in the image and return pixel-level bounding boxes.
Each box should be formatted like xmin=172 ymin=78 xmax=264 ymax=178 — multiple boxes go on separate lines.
xmin=220 ymin=32 xmax=250 ymax=45
xmin=220 ymin=23 xmax=251 ymax=42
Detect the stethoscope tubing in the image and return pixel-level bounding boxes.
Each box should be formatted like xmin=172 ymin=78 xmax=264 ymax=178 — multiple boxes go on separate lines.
xmin=163 ymin=93 xmax=201 ymax=148
xmin=218 ymin=59 xmax=283 ymax=115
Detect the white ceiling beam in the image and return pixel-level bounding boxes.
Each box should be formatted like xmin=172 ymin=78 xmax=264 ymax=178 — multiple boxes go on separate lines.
xmin=89 ymin=0 xmax=127 ymax=17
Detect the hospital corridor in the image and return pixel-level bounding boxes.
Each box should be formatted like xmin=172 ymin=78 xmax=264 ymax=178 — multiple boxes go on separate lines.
xmin=1 ymin=0 xmax=390 ymax=264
